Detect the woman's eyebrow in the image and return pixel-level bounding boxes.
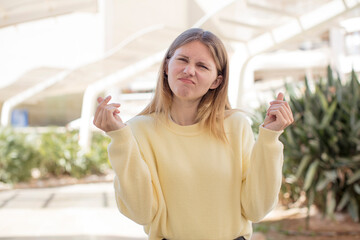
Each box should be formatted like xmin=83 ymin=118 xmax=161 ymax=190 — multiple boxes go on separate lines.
xmin=197 ymin=60 xmax=213 ymax=70
xmin=198 ymin=61 xmax=210 ymax=66
xmin=177 ymin=54 xmax=189 ymax=59
xmin=177 ymin=54 xmax=212 ymax=68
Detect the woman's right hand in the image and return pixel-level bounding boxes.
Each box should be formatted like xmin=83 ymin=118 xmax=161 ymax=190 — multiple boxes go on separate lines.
xmin=93 ymin=95 xmax=126 ymax=132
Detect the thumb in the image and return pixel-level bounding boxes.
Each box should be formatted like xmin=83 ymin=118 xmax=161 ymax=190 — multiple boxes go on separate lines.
xmin=276 ymin=92 xmax=284 ymax=101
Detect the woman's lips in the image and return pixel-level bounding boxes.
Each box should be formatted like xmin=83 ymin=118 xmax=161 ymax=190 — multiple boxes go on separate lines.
xmin=178 ymin=78 xmax=195 ymax=84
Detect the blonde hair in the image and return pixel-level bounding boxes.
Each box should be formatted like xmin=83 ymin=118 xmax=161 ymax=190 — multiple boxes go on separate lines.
xmin=139 ymin=28 xmax=233 ymax=142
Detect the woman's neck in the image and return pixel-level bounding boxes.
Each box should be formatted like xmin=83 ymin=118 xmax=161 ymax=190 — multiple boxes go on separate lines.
xmin=170 ymin=98 xmax=199 ymax=126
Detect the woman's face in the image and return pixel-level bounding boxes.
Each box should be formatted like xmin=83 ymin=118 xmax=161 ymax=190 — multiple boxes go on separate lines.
xmin=166 ymin=40 xmax=222 ymax=103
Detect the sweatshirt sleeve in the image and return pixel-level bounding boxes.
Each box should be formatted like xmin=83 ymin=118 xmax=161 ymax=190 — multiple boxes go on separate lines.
xmin=106 ymin=126 xmax=158 ymax=225
xmin=240 ymin=122 xmax=284 ymax=223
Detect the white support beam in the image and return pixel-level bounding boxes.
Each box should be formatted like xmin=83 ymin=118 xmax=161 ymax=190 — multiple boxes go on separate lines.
xmin=0 ymin=0 xmax=97 ymax=28
xmin=193 ymin=0 xmax=237 ymax=28
xmin=1 ymin=70 xmax=71 ymax=126
xmin=228 ymin=42 xmax=249 ymax=107
xmin=235 ymin=0 xmax=360 ymax=108
xmin=253 ymin=0 xmax=359 ymax=56
xmin=246 ymin=2 xmax=297 ymax=18
xmin=245 ymin=1 xmax=312 ymax=34
xmin=247 ymin=32 xmax=275 ymax=55
xmin=0 ymin=22 xmax=165 ymax=128
xmin=300 ymin=0 xmax=346 ymax=30
xmin=102 ymin=23 xmax=165 ymax=58
xmin=78 ymin=50 xmax=165 ymax=152
xmin=219 ymin=17 xmax=268 ymax=31
xmin=271 ymin=19 xmax=302 ymax=43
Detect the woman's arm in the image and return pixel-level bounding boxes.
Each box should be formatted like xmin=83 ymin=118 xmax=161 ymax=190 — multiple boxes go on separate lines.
xmin=240 ymin=123 xmax=283 ymax=222
xmin=93 ymin=96 xmax=158 ymax=225
xmin=240 ymin=92 xmax=293 ymax=222
xmin=107 ymin=126 xmax=158 ymax=225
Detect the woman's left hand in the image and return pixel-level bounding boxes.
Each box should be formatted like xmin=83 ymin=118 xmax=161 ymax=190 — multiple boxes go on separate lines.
xmin=263 ymin=92 xmax=294 ymax=131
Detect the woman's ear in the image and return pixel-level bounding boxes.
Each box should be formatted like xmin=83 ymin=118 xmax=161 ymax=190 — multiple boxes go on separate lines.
xmin=210 ymin=75 xmax=223 ymax=89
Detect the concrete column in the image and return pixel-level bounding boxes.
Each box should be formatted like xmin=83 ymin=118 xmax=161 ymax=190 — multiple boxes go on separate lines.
xmin=329 ymin=27 xmax=346 ymax=80
xmin=228 ymin=43 xmax=249 ymax=108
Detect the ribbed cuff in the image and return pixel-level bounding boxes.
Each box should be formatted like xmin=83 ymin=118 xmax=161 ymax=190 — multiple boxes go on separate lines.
xmin=258 ymin=125 xmax=283 ymax=142
xmin=106 ymin=125 xmax=132 ymax=142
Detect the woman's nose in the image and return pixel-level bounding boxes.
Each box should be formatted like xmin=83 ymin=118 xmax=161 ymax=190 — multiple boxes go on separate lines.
xmin=183 ymin=64 xmax=195 ymax=76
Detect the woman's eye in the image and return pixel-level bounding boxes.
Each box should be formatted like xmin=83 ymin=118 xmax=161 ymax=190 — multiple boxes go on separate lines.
xmin=199 ymin=65 xmax=208 ymax=70
xmin=178 ymin=58 xmax=187 ymax=62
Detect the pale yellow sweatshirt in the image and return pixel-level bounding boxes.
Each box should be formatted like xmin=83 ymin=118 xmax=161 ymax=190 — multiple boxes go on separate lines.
xmin=106 ymin=112 xmax=284 ymax=240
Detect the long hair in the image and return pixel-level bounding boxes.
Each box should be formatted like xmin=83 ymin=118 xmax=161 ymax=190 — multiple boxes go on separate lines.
xmin=139 ymin=28 xmax=233 ymax=142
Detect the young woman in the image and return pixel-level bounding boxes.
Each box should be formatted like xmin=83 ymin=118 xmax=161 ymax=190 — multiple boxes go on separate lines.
xmin=93 ymin=28 xmax=294 ymax=240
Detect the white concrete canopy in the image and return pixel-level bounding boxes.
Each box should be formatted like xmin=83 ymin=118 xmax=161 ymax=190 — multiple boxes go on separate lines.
xmin=0 ymin=0 xmax=97 ymax=28
xmin=0 ymin=0 xmax=359 ymax=151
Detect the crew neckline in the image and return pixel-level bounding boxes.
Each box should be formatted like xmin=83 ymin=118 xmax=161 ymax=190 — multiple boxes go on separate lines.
xmin=160 ymin=114 xmax=203 ymax=136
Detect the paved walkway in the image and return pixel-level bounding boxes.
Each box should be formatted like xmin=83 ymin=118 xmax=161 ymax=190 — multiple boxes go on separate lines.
xmin=0 ymin=181 xmax=312 ymax=240
xmin=0 ymin=182 xmax=147 ymax=240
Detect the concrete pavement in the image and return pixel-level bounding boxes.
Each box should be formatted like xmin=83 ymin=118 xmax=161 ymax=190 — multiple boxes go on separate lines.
xmin=0 ymin=182 xmax=148 ymax=240
xmin=0 ymin=181 xmax=305 ymax=240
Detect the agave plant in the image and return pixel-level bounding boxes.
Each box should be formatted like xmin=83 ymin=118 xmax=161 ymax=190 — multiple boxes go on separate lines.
xmin=252 ymin=66 xmax=360 ymax=222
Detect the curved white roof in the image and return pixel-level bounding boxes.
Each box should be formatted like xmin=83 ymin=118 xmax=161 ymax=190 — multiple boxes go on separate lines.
xmin=0 ymin=0 xmax=359 ymax=125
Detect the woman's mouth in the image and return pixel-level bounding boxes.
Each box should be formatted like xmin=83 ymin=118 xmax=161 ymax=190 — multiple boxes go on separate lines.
xmin=178 ymin=78 xmax=195 ymax=84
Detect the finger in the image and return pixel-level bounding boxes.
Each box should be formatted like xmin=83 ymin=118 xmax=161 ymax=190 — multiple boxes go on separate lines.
xmin=278 ymin=106 xmax=292 ymax=124
xmin=263 ymin=114 xmax=274 ymax=126
xmin=105 ymin=105 xmax=119 ymax=122
xmin=268 ymin=103 xmax=290 ymax=120
xmin=270 ymin=101 xmax=294 ymax=124
xmin=112 ymin=107 xmax=122 ymax=122
xmin=94 ymin=107 xmax=105 ymax=128
xmin=268 ymin=109 xmax=288 ymax=128
xmin=273 ymin=101 xmax=294 ymax=123
xmin=107 ymin=103 xmax=121 ymax=116
xmin=270 ymin=100 xmax=288 ymax=105
xmin=270 ymin=100 xmax=291 ymax=115
xmin=100 ymin=106 xmax=109 ymax=130
xmin=267 ymin=104 xmax=292 ymax=123
xmin=268 ymin=103 xmax=292 ymax=119
xmin=276 ymin=92 xmax=284 ymax=101
xmin=273 ymin=107 xmax=292 ymax=127
xmin=108 ymin=103 xmax=121 ymax=108
xmin=114 ymin=113 xmax=122 ymax=121
xmin=98 ymin=96 xmax=111 ymax=110
xmin=101 ymin=95 xmax=111 ymax=106
xmin=97 ymin=97 xmax=104 ymax=104
xmin=102 ymin=106 xmax=120 ymax=130
xmin=94 ymin=96 xmax=111 ymax=121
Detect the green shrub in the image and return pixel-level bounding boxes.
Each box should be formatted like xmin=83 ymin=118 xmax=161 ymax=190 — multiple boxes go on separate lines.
xmin=37 ymin=129 xmax=86 ymax=178
xmin=0 ymin=127 xmax=112 ymax=184
xmin=84 ymin=131 xmax=111 ymax=174
xmin=0 ymin=127 xmax=39 ymax=183
xmin=37 ymin=129 xmax=111 ymax=178
xmin=252 ymin=66 xmax=360 ymax=222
